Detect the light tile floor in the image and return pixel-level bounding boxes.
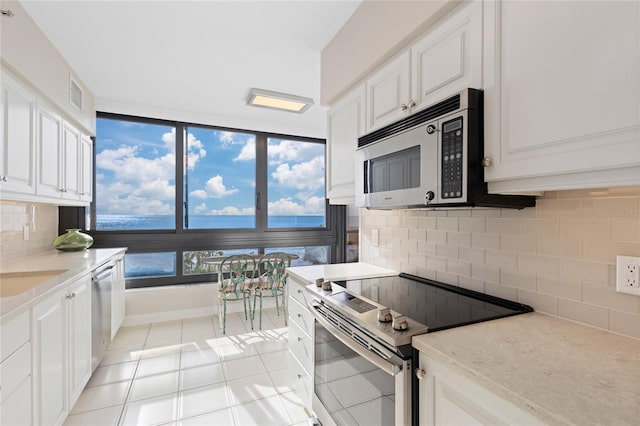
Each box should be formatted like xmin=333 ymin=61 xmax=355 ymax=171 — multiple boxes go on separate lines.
xmin=64 ymin=308 xmax=307 ymax=426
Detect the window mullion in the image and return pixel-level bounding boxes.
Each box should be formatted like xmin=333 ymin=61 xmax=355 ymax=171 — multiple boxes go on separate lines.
xmin=255 ymin=133 xmax=268 ymax=232
xmin=176 ymin=124 xmax=185 ymax=232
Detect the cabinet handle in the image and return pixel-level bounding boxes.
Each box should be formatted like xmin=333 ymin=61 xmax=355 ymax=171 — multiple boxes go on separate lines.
xmin=297 ymin=374 xmax=303 ymax=379
xmin=408 ymin=100 xmax=416 ymax=109
xmin=415 ymin=368 xmax=426 ymax=380
xmin=400 ymin=103 xmax=408 ymax=111
xmin=0 ymin=176 xmax=6 ymax=182
xmin=66 ymin=292 xmax=76 ymax=300
xmin=297 ymin=313 xmax=303 ymax=318
xmin=297 ymin=289 xmax=303 ymax=294
xmin=482 ymin=157 xmax=493 ymax=168
xmin=297 ymin=337 xmax=303 ymax=342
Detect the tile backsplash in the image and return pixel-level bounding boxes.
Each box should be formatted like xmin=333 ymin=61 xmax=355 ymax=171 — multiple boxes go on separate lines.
xmin=0 ymin=201 xmax=58 ymax=265
xmin=360 ymin=186 xmax=640 ymax=339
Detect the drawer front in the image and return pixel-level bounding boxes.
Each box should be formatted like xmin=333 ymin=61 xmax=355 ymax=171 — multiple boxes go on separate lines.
xmin=289 ymin=320 xmax=313 ymax=373
xmin=0 ymin=342 xmax=31 ymax=402
xmin=288 ymin=296 xmax=313 ymax=336
xmin=1 ymin=310 xmax=30 ymax=362
xmin=288 ymin=351 xmax=313 ymax=412
xmin=0 ymin=375 xmax=31 ymax=426
xmin=289 ymin=278 xmax=312 ymax=308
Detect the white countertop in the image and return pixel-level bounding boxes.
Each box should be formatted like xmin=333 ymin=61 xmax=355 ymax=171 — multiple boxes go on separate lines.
xmin=1 ymin=248 xmax=127 ymax=322
xmin=286 ymin=262 xmax=397 ymax=284
xmin=412 ymin=312 xmax=640 ymax=426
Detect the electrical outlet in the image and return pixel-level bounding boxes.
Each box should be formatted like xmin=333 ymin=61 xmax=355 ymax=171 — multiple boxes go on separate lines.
xmin=372 ymin=229 xmax=379 ymax=247
xmin=616 ymin=255 xmax=640 ymax=296
xmin=23 ymin=225 xmax=29 ymax=241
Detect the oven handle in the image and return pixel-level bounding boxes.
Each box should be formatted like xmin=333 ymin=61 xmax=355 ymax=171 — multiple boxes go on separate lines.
xmin=310 ymin=304 xmax=401 ymax=376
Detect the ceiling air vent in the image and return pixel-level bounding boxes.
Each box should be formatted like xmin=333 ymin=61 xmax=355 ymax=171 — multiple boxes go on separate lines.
xmin=69 ymin=76 xmax=83 ymax=110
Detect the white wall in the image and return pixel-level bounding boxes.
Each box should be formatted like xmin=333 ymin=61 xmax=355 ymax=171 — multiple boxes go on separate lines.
xmin=0 ymin=0 xmax=95 ymax=134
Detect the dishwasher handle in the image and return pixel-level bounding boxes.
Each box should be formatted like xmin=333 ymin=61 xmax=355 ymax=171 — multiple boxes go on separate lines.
xmin=92 ymin=264 xmax=114 ymax=282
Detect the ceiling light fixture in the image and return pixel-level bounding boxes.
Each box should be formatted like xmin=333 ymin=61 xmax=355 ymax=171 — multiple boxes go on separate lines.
xmin=246 ymin=88 xmax=314 ymax=113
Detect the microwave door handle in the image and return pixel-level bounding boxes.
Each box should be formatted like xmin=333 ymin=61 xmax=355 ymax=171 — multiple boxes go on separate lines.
xmin=364 ymin=160 xmax=370 ymax=194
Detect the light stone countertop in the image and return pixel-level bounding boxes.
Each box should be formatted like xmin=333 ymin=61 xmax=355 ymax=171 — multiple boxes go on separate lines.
xmin=287 ymin=262 xmax=397 ymax=284
xmin=1 ymin=247 xmax=127 ymax=322
xmin=412 ymin=312 xmax=640 ymax=426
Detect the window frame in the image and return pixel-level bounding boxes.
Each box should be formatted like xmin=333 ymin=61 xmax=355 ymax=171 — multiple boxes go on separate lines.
xmin=74 ymin=112 xmax=346 ymax=289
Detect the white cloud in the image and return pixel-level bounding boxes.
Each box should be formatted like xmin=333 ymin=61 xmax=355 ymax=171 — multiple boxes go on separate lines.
xmin=234 ymin=139 xmax=256 ymax=161
xmin=194 ymin=203 xmax=209 ymax=214
xmin=271 ymin=156 xmax=324 ymax=190
xmin=267 ymin=139 xmax=324 ymax=165
xmin=268 ymin=196 xmax=324 ymax=215
xmin=189 ymin=175 xmax=238 ymax=199
xmin=161 ymin=129 xmax=206 ymax=170
xmin=206 ymin=206 xmax=255 ymax=215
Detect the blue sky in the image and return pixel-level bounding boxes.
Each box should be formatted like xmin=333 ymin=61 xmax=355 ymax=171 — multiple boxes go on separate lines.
xmin=95 ymin=118 xmax=325 ymax=217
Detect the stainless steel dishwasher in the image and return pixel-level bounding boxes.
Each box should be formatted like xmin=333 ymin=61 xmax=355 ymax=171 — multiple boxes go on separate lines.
xmin=91 ymin=262 xmax=113 ymax=371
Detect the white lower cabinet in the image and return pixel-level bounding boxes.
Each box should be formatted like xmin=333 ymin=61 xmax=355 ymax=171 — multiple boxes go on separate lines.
xmin=0 ymin=311 xmax=32 ymax=426
xmin=287 ymin=275 xmax=314 ymax=415
xmin=417 ymin=351 xmax=542 ymax=426
xmin=32 ymin=273 xmax=92 ymax=426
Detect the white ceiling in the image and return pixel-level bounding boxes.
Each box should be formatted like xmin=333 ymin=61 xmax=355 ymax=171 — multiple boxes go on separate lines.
xmin=20 ymin=0 xmax=362 ymax=138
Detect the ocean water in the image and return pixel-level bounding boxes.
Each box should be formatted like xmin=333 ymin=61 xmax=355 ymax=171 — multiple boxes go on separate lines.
xmin=96 ymin=214 xmax=325 ymax=230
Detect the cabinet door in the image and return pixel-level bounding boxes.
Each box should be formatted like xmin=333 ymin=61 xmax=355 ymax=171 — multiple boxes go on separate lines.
xmin=0 ymin=73 xmax=36 ymax=196
xmin=79 ymin=134 xmax=93 ymax=202
xmin=37 ymin=104 xmax=64 ymax=198
xmin=417 ymin=352 xmax=543 ymax=426
xmin=67 ymin=275 xmax=92 ymax=408
xmin=32 ymin=289 xmax=67 ymax=426
xmin=366 ymin=51 xmax=411 ymax=132
xmin=62 ymin=122 xmax=81 ymax=200
xmin=327 ymin=84 xmax=365 ymax=204
xmin=483 ymin=0 xmax=640 ymax=192
xmin=411 ymin=0 xmax=482 ymax=110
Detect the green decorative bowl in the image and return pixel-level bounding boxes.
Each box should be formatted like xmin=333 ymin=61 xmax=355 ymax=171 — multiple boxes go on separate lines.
xmin=53 ymin=229 xmax=94 ymax=252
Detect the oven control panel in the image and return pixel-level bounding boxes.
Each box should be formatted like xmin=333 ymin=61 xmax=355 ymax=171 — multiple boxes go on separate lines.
xmin=441 ymin=117 xmax=464 ymax=200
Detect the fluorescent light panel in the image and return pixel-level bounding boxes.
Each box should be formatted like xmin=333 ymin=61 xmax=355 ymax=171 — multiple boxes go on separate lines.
xmin=247 ymin=88 xmax=313 ymax=113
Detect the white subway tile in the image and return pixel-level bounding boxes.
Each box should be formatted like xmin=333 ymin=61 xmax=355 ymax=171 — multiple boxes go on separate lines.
xmin=402 ymin=216 xmax=418 ymax=229
xmin=558 ymin=258 xmax=611 ymax=286
xmin=519 ymin=254 xmax=559 ymax=277
xmin=436 ymin=245 xmax=459 ymax=260
xmin=582 ymin=197 xmax=640 ymax=219
xmin=485 ymin=281 xmax=517 ymax=301
xmin=608 ymin=310 xmax=640 ymax=339
xmin=459 ymin=247 xmax=485 ymax=264
xmin=459 ymin=217 xmax=485 ymax=233
xmin=582 ymin=241 xmax=640 ymax=264
xmin=447 ymin=260 xmax=470 ymax=277
xmin=610 ymin=218 xmax=640 ymax=243
xmin=426 ymin=230 xmax=447 ymax=244
xmin=426 ymin=257 xmax=447 ymax=272
xmin=536 ymin=198 xmax=583 ymax=218
xmin=436 ymin=271 xmax=459 ymax=285
xmin=518 ymin=218 xmax=559 ymax=238
xmin=501 ymin=235 xmax=536 ymax=254
xmin=486 ymin=218 xmax=518 ymax=235
xmin=436 ymin=217 xmax=458 ymax=231
xmin=559 ymin=219 xmax=610 ymax=241
xmin=558 ymin=299 xmax=608 ymax=330
xmin=537 ymin=238 xmax=582 ymax=259
xmin=447 ymin=232 xmax=471 ymax=248
xmin=517 ymin=289 xmax=557 ymax=315
xmin=458 ymin=276 xmax=485 ymax=293
xmin=471 ymin=234 xmax=500 ymax=250
xmin=417 ymin=217 xmax=437 ymax=230
xmin=471 ymin=208 xmax=501 ymax=218
xmin=537 ymin=276 xmax=582 ymax=301
xmin=501 ymin=269 xmax=536 ymax=291
xmin=486 ymin=250 xmax=518 ymax=270
xmin=471 ymin=264 xmax=500 ymax=283
xmin=583 ymin=285 xmax=640 ymax=315
xmin=417 ymin=242 xmax=437 ymax=257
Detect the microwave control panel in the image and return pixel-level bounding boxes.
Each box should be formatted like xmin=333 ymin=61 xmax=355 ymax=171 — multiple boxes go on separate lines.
xmin=441 ymin=117 xmax=464 ymax=199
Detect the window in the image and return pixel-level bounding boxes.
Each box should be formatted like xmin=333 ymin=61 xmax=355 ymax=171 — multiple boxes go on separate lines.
xmin=95 ymin=118 xmax=176 ymax=230
xmin=184 ymin=128 xmax=256 ymax=229
xmin=87 ymin=113 xmax=346 ymax=288
xmin=267 ymin=138 xmax=326 ymax=228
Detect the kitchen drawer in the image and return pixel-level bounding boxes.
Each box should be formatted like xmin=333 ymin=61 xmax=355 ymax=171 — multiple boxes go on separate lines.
xmin=1 ymin=310 xmax=30 ymax=362
xmin=288 ymin=296 xmax=313 ymax=336
xmin=288 ymin=278 xmax=312 ymax=308
xmin=0 ymin=374 xmax=31 ymax=426
xmin=289 ymin=320 xmax=313 ymax=373
xmin=288 ymin=351 xmax=313 ymax=413
xmin=0 ymin=341 xmax=31 ymax=402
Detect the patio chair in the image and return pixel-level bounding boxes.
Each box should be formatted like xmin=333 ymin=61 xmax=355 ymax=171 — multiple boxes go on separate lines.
xmin=217 ymin=254 xmax=256 ymax=334
xmin=252 ymin=252 xmax=290 ymax=330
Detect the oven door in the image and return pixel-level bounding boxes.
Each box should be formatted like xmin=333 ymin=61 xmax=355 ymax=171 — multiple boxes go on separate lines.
xmin=310 ymin=304 xmax=412 ymax=426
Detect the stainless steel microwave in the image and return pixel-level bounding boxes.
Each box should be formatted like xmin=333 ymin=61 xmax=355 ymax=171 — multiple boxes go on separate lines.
xmin=355 ymin=88 xmax=535 ymax=209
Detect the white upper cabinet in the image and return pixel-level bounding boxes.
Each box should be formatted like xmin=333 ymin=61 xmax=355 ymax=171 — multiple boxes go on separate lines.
xmin=411 ymin=0 xmax=482 ymax=110
xmin=365 ymin=1 xmax=483 ymax=133
xmin=327 ymin=83 xmax=366 ymax=204
xmin=483 ymin=0 xmax=640 ymax=192
xmin=2 ymin=66 xmax=93 ymax=206
xmin=0 ymin=71 xmax=36 ymax=196
xmin=366 ymin=51 xmax=412 ymax=132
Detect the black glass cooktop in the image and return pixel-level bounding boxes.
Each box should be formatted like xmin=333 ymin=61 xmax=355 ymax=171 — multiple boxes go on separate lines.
xmin=335 ymin=272 xmax=533 ymax=332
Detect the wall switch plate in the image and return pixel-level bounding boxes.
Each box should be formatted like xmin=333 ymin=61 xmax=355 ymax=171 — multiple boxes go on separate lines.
xmin=23 ymin=225 xmax=29 ymax=241
xmin=616 ymin=255 xmax=640 ymax=296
